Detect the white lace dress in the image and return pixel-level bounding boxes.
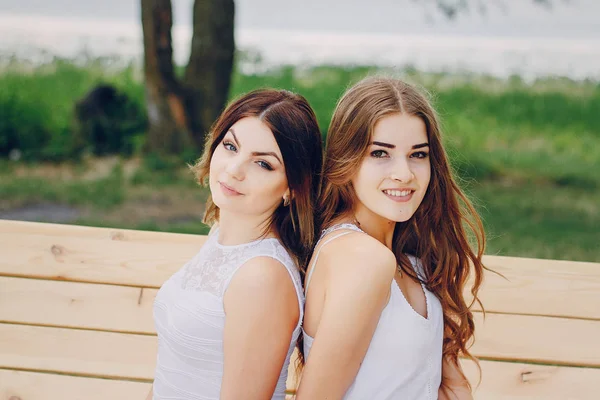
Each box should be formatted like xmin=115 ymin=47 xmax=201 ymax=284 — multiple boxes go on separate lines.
xmin=152 ymin=229 xmax=304 ymax=400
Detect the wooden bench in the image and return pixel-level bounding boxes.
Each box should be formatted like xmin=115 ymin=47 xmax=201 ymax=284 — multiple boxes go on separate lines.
xmin=1 ymin=219 xmax=599 ymax=399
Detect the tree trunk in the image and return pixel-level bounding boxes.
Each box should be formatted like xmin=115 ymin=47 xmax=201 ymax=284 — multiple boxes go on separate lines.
xmin=184 ymin=0 xmax=236 ymax=147
xmin=141 ymin=0 xmax=191 ymax=155
xmin=141 ymin=0 xmax=235 ymax=155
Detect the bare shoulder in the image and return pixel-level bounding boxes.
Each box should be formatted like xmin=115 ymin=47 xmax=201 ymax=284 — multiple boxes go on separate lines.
xmin=225 ymin=256 xmax=298 ymax=321
xmin=320 ymin=230 xmax=396 ymax=284
xmin=230 ymin=256 xmax=295 ymax=292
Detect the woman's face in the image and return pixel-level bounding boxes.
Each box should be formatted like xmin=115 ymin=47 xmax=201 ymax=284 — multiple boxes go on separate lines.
xmin=352 ymin=112 xmax=431 ymax=223
xmin=209 ymin=116 xmax=290 ymax=219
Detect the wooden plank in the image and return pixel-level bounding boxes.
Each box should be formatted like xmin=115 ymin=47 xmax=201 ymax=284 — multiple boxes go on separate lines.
xmin=464 ymin=359 xmax=599 ymax=400
xmin=2 ymin=312 xmax=598 ymax=383
xmin=0 ymin=230 xmax=204 ymax=287
xmin=0 ymin=369 xmax=150 ymax=400
xmin=0 ymin=324 xmax=302 ymax=395
xmin=10 ymin=363 xmax=594 ymax=400
xmin=0 ymin=324 xmax=156 ymax=380
xmin=3 ymin=323 xmax=598 ymax=398
xmin=286 ymin=358 xmax=599 ymax=399
xmin=0 ymin=277 xmax=157 ymax=334
xmin=470 ymin=255 xmax=600 ymax=320
xmin=473 ymin=312 xmax=600 ymax=367
xmin=0 ymin=219 xmax=202 ymax=244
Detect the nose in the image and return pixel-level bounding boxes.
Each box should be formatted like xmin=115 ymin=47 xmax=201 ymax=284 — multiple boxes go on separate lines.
xmin=390 ymin=157 xmax=414 ymax=183
xmin=225 ymin=159 xmax=245 ymax=181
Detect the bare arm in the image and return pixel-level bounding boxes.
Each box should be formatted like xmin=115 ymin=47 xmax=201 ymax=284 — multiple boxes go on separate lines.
xmin=145 ymin=385 xmax=153 ymax=400
xmin=220 ymin=257 xmax=300 ymax=400
xmin=296 ymin=237 xmax=396 ymax=399
xmin=438 ymin=357 xmax=473 ymax=400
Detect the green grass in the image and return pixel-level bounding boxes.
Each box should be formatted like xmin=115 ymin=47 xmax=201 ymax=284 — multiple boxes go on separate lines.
xmin=0 ymin=164 xmax=126 ymax=209
xmin=0 ymin=58 xmax=145 ymax=160
xmin=470 ymin=182 xmax=600 ymax=262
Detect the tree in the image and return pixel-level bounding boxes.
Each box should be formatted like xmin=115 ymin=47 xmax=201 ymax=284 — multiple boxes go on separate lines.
xmin=425 ymin=0 xmax=559 ymax=19
xmin=141 ymin=0 xmax=234 ymax=155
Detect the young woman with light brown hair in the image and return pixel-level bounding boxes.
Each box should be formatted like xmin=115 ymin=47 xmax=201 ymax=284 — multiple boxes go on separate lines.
xmin=148 ymin=89 xmax=323 ymax=400
xmin=296 ymin=76 xmax=486 ymax=400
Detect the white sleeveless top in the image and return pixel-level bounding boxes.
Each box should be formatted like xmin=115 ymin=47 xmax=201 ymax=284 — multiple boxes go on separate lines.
xmin=152 ymin=229 xmax=304 ymax=400
xmin=303 ymin=223 xmax=444 ymax=400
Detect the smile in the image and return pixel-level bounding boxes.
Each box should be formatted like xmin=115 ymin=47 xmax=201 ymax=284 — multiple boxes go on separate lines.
xmin=383 ymin=189 xmax=414 ymax=202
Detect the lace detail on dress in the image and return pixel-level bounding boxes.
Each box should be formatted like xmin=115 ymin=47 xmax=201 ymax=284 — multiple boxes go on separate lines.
xmin=320 ymin=222 xmax=363 ymax=239
xmin=180 ymin=232 xmax=298 ymax=298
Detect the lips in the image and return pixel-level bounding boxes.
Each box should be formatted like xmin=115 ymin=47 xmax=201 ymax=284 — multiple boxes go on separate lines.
xmin=219 ymin=181 xmax=243 ymax=196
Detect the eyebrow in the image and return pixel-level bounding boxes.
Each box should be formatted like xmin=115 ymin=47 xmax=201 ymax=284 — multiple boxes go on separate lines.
xmin=370 ymin=141 xmax=429 ymax=150
xmin=371 ymin=141 xmax=395 ymax=149
xmin=412 ymin=143 xmax=429 ymax=150
xmin=227 ymin=129 xmax=282 ymax=164
xmin=252 ymin=151 xmax=282 ymax=164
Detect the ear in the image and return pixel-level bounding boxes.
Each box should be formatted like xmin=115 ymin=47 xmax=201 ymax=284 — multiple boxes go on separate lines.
xmin=283 ymin=189 xmax=292 ymax=206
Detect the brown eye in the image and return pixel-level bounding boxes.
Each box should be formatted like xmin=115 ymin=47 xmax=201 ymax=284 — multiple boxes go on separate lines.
xmin=411 ymin=151 xmax=429 ymax=159
xmin=370 ymin=150 xmax=389 ymax=158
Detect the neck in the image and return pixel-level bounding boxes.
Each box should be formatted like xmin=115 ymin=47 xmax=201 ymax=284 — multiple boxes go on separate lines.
xmin=217 ymin=210 xmax=274 ymax=246
xmin=352 ymin=204 xmax=396 ymax=249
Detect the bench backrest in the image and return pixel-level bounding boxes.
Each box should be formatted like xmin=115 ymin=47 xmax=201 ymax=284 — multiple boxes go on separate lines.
xmin=1 ymin=220 xmax=599 ymax=399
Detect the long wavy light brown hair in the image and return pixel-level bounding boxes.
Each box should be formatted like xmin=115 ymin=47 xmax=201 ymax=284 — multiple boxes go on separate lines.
xmin=320 ymin=76 xmax=486 ymax=389
xmin=191 ymin=89 xmax=323 ymax=272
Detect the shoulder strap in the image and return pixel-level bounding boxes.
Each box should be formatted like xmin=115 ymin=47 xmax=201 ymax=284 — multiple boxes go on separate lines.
xmin=304 ymin=224 xmax=362 ymax=293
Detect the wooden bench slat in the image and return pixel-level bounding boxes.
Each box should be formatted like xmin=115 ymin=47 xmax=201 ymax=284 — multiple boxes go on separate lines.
xmin=2 ymin=313 xmax=599 ymax=383
xmin=0 ymin=219 xmax=202 ymax=243
xmin=289 ymin=359 xmax=600 ymax=399
xmin=473 ymin=312 xmax=600 ymax=367
xmin=0 ymin=231 xmax=202 ymax=287
xmin=288 ymin=357 xmax=600 ymax=398
xmin=464 ymin=359 xmax=599 ymax=399
xmin=2 ymin=359 xmax=599 ymax=400
xmin=0 ymin=323 xmax=157 ymax=381
xmin=0 ymin=277 xmax=157 ymax=334
xmin=0 ymin=369 xmax=151 ymax=400
xmin=471 ymin=255 xmax=600 ymax=319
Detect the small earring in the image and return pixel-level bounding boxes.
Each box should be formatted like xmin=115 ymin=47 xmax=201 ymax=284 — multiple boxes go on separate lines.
xmin=283 ymin=196 xmax=290 ymax=206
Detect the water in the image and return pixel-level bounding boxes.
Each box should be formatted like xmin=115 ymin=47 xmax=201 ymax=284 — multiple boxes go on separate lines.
xmin=1 ymin=12 xmax=598 ymax=80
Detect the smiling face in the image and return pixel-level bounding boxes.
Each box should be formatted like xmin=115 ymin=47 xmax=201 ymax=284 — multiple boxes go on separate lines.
xmin=209 ymin=116 xmax=290 ymax=219
xmin=352 ymin=112 xmax=431 ymax=223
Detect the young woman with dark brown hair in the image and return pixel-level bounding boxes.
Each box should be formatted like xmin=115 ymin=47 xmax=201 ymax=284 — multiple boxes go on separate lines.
xmin=296 ymin=77 xmax=486 ymax=400
xmin=148 ymin=89 xmax=323 ymax=400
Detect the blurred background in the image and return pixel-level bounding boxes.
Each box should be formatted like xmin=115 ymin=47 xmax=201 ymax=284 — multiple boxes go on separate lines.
xmin=0 ymin=0 xmax=598 ymax=261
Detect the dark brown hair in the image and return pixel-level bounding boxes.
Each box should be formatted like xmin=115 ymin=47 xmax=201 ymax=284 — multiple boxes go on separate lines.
xmin=320 ymin=76 xmax=487 ymax=389
xmin=191 ymin=88 xmax=323 ymax=271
